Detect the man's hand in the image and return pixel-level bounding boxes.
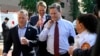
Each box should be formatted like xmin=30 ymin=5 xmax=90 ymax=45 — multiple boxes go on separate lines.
xmin=81 ymin=42 xmax=90 ymax=50
xmin=3 ymin=53 xmax=7 ymax=56
xmin=46 ymin=20 xmax=54 ymax=29
xmin=21 ymin=37 xmax=29 ymax=45
xmin=68 ymin=46 xmax=74 ymax=55
xmin=36 ymin=19 xmax=43 ymax=27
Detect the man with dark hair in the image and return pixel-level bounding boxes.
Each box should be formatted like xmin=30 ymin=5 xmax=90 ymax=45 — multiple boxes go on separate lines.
xmin=2 ymin=17 xmax=9 ymax=46
xmin=30 ymin=1 xmax=51 ymax=56
xmin=39 ymin=3 xmax=76 ymax=56
xmin=69 ymin=14 xmax=98 ymax=56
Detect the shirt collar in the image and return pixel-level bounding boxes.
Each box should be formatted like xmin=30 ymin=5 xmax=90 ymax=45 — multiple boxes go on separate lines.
xmin=77 ymin=30 xmax=88 ymax=38
xmin=39 ymin=14 xmax=47 ymax=19
xmin=18 ymin=23 xmax=28 ymax=29
xmin=54 ymin=17 xmax=62 ymax=23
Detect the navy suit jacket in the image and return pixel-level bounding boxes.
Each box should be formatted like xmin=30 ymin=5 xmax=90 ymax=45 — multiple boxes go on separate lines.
xmin=29 ymin=15 xmax=50 ymax=56
xmin=29 ymin=14 xmax=51 ymax=31
xmin=3 ymin=23 xmax=38 ymax=56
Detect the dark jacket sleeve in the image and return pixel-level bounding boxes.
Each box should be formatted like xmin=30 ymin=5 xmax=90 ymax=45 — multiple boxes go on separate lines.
xmin=29 ymin=16 xmax=38 ymax=26
xmin=28 ymin=27 xmax=38 ymax=47
xmin=3 ymin=29 xmax=12 ymax=53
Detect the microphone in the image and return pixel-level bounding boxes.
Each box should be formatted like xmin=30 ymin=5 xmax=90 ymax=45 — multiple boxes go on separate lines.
xmin=68 ymin=36 xmax=74 ymax=46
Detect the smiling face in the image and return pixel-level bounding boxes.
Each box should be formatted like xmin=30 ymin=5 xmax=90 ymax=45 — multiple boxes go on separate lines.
xmin=38 ymin=5 xmax=46 ymax=16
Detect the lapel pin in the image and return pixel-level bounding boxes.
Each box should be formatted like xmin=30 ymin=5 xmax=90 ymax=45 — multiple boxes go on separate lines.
xmin=28 ymin=29 xmax=30 ymax=31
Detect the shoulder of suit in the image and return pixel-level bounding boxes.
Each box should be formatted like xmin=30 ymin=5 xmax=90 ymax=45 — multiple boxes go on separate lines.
xmin=2 ymin=22 xmax=5 ymax=24
xmin=46 ymin=14 xmax=51 ymax=18
xmin=46 ymin=14 xmax=50 ymax=17
xmin=30 ymin=15 xmax=38 ymax=19
xmin=27 ymin=24 xmax=37 ymax=30
xmin=9 ymin=25 xmax=17 ymax=31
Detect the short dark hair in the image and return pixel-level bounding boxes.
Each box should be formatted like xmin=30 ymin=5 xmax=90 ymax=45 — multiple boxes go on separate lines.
xmin=77 ymin=14 xmax=98 ymax=33
xmin=5 ymin=17 xmax=9 ymax=21
xmin=49 ymin=3 xmax=62 ymax=12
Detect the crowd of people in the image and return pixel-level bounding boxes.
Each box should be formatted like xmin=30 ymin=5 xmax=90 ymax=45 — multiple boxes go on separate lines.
xmin=1 ymin=1 xmax=100 ymax=56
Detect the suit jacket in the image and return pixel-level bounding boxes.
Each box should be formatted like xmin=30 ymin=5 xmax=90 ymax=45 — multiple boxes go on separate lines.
xmin=2 ymin=22 xmax=9 ymax=35
xmin=3 ymin=23 xmax=38 ymax=56
xmin=29 ymin=15 xmax=50 ymax=56
xmin=29 ymin=14 xmax=51 ymax=32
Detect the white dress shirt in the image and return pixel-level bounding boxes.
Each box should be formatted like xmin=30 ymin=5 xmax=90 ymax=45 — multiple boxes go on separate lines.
xmin=39 ymin=14 xmax=47 ymax=23
xmin=39 ymin=18 xmax=76 ymax=54
xmin=73 ymin=30 xmax=97 ymax=49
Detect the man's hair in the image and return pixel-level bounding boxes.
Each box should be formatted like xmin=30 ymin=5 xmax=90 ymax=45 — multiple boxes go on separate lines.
xmin=49 ymin=3 xmax=62 ymax=12
xmin=18 ymin=9 xmax=28 ymax=17
xmin=77 ymin=14 xmax=98 ymax=33
xmin=5 ymin=17 xmax=9 ymax=21
xmin=37 ymin=1 xmax=47 ymax=8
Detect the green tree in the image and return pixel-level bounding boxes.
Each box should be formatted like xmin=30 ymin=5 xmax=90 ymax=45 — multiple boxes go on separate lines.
xmin=19 ymin=0 xmax=58 ymax=13
xmin=43 ymin=0 xmax=58 ymax=13
xmin=81 ymin=0 xmax=96 ymax=13
xmin=19 ymin=0 xmax=40 ymax=13
xmin=70 ymin=0 xmax=80 ymax=20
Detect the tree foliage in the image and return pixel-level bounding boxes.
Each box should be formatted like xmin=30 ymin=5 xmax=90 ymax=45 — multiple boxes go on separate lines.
xmin=19 ymin=0 xmax=40 ymax=13
xmin=19 ymin=0 xmax=57 ymax=13
xmin=70 ymin=0 xmax=80 ymax=20
xmin=81 ymin=0 xmax=96 ymax=13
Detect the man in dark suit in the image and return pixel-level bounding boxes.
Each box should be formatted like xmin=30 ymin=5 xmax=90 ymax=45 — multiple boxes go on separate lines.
xmin=2 ymin=17 xmax=9 ymax=44
xmin=30 ymin=1 xmax=50 ymax=33
xmin=3 ymin=9 xmax=38 ymax=56
xmin=30 ymin=1 xmax=50 ymax=56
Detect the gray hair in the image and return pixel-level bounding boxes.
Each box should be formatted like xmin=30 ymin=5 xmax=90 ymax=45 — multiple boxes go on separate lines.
xmin=49 ymin=3 xmax=62 ymax=12
xmin=18 ymin=9 xmax=28 ymax=17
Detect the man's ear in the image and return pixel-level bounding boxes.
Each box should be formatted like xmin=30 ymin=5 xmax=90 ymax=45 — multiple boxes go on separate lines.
xmin=80 ymin=23 xmax=85 ymax=30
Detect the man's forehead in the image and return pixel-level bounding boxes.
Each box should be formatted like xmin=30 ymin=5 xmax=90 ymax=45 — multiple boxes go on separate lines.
xmin=18 ymin=13 xmax=26 ymax=16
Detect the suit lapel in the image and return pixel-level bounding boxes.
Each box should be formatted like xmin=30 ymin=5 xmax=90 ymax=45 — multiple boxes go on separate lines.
xmin=24 ymin=24 xmax=31 ymax=39
xmin=15 ymin=26 xmax=21 ymax=44
xmin=24 ymin=27 xmax=28 ymax=39
xmin=42 ymin=15 xmax=50 ymax=30
xmin=37 ymin=15 xmax=50 ymax=33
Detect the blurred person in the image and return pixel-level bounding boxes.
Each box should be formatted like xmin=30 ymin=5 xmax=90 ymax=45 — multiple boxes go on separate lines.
xmin=30 ymin=1 xmax=51 ymax=33
xmin=91 ymin=19 xmax=100 ymax=56
xmin=69 ymin=14 xmax=98 ymax=56
xmin=91 ymin=1 xmax=100 ymax=56
xmin=3 ymin=9 xmax=38 ymax=56
xmin=91 ymin=21 xmax=100 ymax=56
xmin=2 ymin=17 xmax=9 ymax=45
xmin=30 ymin=1 xmax=51 ymax=56
xmin=39 ymin=3 xmax=76 ymax=56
